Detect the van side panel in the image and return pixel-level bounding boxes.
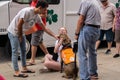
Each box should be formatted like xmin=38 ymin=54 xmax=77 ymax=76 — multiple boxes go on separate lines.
xmin=0 ymin=1 xmax=9 ymax=35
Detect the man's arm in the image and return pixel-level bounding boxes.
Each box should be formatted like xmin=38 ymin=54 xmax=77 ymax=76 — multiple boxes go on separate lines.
xmin=39 ymin=23 xmax=58 ymax=39
xmin=75 ymin=14 xmax=85 ymax=40
xmin=17 ymin=18 xmax=24 ymax=42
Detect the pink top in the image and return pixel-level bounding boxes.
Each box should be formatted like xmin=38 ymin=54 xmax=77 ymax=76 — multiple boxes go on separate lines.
xmin=115 ymin=7 xmax=120 ymax=30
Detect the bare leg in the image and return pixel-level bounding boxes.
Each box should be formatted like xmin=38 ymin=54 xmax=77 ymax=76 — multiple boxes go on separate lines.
xmin=107 ymin=42 xmax=112 ymax=50
xmin=113 ymin=42 xmax=120 ymax=58
xmin=39 ymin=42 xmax=49 ymax=54
xmin=116 ymin=43 xmax=120 ymax=54
xmin=44 ymin=54 xmax=61 ymax=71
xmin=28 ymin=45 xmax=37 ymax=64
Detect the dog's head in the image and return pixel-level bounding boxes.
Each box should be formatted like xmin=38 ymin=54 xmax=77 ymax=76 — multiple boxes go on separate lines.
xmin=59 ymin=34 xmax=71 ymax=47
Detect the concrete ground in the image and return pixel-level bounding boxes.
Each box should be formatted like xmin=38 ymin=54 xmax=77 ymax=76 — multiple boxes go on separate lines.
xmin=0 ymin=47 xmax=120 ymax=80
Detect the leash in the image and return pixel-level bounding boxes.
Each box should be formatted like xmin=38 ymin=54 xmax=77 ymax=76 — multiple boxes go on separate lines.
xmin=73 ymin=41 xmax=78 ymax=80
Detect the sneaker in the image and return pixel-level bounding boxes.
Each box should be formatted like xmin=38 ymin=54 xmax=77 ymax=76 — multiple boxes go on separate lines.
xmin=113 ymin=54 xmax=120 ymax=58
xmin=105 ymin=49 xmax=111 ymax=54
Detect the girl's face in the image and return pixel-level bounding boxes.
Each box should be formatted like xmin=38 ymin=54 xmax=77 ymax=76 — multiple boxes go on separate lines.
xmin=59 ymin=28 xmax=67 ymax=35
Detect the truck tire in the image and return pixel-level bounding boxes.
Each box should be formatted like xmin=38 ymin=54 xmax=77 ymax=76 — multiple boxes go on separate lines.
xmin=5 ymin=39 xmax=31 ymax=59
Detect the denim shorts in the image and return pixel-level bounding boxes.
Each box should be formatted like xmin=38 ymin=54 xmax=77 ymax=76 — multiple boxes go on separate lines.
xmin=31 ymin=30 xmax=44 ymax=46
xmin=98 ymin=28 xmax=114 ymax=42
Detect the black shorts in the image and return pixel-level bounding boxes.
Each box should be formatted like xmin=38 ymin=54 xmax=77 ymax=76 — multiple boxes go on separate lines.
xmin=98 ymin=28 xmax=114 ymax=42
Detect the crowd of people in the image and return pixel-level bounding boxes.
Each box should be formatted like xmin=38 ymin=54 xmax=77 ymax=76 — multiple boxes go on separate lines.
xmin=2 ymin=0 xmax=120 ymax=80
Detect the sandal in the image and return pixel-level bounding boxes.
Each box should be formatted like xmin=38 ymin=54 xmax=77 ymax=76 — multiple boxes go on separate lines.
xmin=13 ymin=73 xmax=28 ymax=78
xmin=26 ymin=62 xmax=36 ymax=66
xmin=21 ymin=69 xmax=35 ymax=73
xmin=39 ymin=69 xmax=49 ymax=73
xmin=90 ymin=75 xmax=99 ymax=79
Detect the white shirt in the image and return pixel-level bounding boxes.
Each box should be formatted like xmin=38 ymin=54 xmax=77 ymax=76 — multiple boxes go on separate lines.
xmin=55 ymin=40 xmax=63 ymax=62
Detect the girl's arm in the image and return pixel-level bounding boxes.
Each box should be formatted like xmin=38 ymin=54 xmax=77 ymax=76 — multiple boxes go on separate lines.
xmin=54 ymin=38 xmax=63 ymax=53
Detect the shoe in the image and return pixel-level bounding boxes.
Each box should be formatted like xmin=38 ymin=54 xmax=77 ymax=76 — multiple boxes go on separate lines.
xmin=113 ymin=54 xmax=120 ymax=58
xmin=13 ymin=73 xmax=28 ymax=78
xmin=105 ymin=49 xmax=111 ymax=54
xmin=39 ymin=69 xmax=49 ymax=73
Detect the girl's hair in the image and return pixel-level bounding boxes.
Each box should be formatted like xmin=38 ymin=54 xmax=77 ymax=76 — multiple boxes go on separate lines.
xmin=36 ymin=0 xmax=48 ymax=8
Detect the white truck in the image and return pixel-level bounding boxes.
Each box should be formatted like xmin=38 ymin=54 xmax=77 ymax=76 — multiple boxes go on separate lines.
xmin=0 ymin=0 xmax=118 ymax=57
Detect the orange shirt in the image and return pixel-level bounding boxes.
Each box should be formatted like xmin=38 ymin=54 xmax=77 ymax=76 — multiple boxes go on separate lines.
xmin=61 ymin=48 xmax=75 ymax=64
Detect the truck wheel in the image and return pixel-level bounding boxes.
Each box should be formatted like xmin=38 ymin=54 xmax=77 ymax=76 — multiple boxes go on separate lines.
xmin=5 ymin=39 xmax=31 ymax=59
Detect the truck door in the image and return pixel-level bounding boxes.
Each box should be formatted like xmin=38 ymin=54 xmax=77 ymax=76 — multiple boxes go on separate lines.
xmin=43 ymin=0 xmax=63 ymax=47
xmin=64 ymin=0 xmax=80 ymax=43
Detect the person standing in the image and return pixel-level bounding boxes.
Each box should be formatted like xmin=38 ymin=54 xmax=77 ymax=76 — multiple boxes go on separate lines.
xmin=27 ymin=0 xmax=50 ymax=66
xmin=7 ymin=0 xmax=57 ymax=78
xmin=112 ymin=6 xmax=120 ymax=58
xmin=95 ymin=0 xmax=116 ymax=54
xmin=75 ymin=0 xmax=101 ymax=80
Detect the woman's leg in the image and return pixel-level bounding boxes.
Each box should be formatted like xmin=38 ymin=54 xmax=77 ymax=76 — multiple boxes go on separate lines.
xmin=44 ymin=54 xmax=61 ymax=71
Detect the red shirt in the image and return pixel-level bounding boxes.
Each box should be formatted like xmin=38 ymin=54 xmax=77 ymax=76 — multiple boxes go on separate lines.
xmin=35 ymin=18 xmax=46 ymax=30
xmin=30 ymin=0 xmax=38 ymax=7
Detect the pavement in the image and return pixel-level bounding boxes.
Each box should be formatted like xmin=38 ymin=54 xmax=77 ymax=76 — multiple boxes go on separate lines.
xmin=0 ymin=47 xmax=120 ymax=80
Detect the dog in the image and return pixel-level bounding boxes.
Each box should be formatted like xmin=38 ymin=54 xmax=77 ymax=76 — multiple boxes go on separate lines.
xmin=59 ymin=34 xmax=78 ymax=80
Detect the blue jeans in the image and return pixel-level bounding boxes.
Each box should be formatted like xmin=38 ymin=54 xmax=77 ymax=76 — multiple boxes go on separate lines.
xmin=8 ymin=32 xmax=26 ymax=71
xmin=78 ymin=25 xmax=100 ymax=80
